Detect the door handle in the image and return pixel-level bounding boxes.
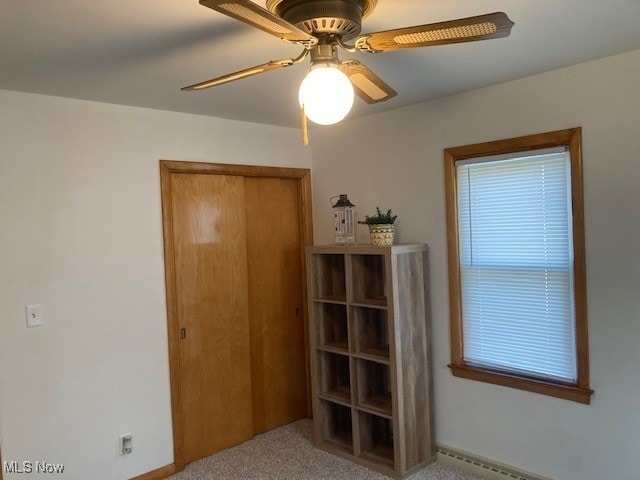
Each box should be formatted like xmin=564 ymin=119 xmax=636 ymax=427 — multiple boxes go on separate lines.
xmin=180 ymin=328 xmax=187 ymax=339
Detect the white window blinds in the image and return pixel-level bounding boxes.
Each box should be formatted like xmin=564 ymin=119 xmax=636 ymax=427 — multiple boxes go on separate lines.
xmin=456 ymin=149 xmax=577 ymax=382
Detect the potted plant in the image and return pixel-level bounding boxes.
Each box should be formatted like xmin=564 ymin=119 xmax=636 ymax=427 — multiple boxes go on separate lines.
xmin=358 ymin=207 xmax=398 ymax=246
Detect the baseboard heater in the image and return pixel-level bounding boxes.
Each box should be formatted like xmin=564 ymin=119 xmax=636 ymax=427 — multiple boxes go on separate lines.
xmin=437 ymin=445 xmax=553 ymax=480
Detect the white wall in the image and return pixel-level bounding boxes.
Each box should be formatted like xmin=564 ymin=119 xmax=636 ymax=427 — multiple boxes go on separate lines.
xmin=0 ymin=91 xmax=311 ymax=479
xmin=310 ymin=49 xmax=640 ymax=480
xmin=2 ymin=47 xmax=639 ymax=480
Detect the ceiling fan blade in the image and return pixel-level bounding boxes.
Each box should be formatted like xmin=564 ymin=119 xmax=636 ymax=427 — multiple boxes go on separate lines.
xmin=200 ymin=0 xmax=317 ymax=46
xmin=182 ymin=58 xmax=293 ymax=91
xmin=340 ymin=60 xmax=397 ymax=104
xmin=355 ymin=12 xmax=514 ymax=53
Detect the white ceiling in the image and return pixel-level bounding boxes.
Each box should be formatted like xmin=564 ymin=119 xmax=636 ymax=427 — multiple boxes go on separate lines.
xmin=2 ymin=0 xmax=640 ymax=127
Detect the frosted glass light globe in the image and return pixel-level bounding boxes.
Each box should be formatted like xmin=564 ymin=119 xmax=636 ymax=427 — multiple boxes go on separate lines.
xmin=298 ymin=65 xmax=354 ymax=125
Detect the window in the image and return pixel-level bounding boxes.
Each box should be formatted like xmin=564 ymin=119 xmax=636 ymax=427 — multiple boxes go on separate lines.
xmin=444 ymin=128 xmax=592 ymax=404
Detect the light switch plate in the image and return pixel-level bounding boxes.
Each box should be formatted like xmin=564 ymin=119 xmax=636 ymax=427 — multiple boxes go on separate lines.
xmin=26 ymin=305 xmax=43 ymax=327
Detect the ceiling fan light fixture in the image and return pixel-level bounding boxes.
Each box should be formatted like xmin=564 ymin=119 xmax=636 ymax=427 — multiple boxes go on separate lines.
xmin=188 ymin=4 xmax=514 ymax=128
xmin=298 ymin=63 xmax=354 ymax=125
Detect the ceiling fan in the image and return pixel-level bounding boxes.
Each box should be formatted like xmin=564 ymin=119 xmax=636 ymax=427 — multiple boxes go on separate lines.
xmin=182 ymin=0 xmax=514 ymax=135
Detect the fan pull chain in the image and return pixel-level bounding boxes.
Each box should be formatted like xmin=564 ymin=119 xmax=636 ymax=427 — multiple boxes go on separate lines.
xmin=301 ymin=104 xmax=309 ymax=146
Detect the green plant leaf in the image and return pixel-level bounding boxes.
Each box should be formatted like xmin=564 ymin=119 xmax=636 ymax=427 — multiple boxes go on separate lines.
xmin=357 ymin=207 xmax=398 ymax=225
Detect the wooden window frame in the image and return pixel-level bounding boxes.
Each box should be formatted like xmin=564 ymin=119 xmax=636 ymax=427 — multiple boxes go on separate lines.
xmin=444 ymin=128 xmax=593 ymax=404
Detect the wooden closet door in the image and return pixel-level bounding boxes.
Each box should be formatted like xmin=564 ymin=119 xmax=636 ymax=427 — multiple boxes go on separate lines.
xmin=244 ymin=177 xmax=307 ymax=434
xmin=171 ymin=173 xmax=253 ymax=464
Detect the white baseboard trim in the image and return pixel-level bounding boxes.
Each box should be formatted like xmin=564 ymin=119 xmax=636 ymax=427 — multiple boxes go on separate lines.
xmin=437 ymin=445 xmax=553 ymax=480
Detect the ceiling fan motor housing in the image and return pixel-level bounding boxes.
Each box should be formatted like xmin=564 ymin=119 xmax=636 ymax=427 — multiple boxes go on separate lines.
xmin=267 ymin=0 xmax=377 ymax=40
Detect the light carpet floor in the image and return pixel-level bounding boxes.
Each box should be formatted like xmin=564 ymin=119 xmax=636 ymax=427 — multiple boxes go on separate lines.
xmin=168 ymin=419 xmax=482 ymax=480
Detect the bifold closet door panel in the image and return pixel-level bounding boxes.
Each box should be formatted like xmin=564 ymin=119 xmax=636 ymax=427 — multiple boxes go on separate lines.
xmin=171 ymin=173 xmax=253 ymax=464
xmin=245 ymin=176 xmax=307 ymax=435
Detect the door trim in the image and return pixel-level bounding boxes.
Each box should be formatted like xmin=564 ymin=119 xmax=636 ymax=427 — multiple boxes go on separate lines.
xmin=159 ymin=160 xmax=314 ymax=473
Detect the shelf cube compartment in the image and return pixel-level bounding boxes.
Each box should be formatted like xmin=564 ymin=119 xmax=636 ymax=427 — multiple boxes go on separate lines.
xmin=357 ymin=411 xmax=394 ymax=468
xmin=319 ymin=400 xmax=354 ymax=454
xmin=317 ymin=303 xmax=349 ymax=352
xmin=356 ymin=359 xmax=392 ymax=416
xmin=353 ymin=306 xmax=389 ymax=360
xmin=351 ymin=254 xmax=386 ymax=306
xmin=312 ymin=254 xmax=346 ymax=301
xmin=319 ymin=352 xmax=352 ymax=404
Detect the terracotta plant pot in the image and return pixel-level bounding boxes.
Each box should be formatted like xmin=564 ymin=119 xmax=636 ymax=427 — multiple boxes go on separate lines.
xmin=368 ymin=224 xmax=395 ymax=246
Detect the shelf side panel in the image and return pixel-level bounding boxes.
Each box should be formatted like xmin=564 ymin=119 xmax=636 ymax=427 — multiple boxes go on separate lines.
xmin=394 ymin=250 xmax=436 ymax=472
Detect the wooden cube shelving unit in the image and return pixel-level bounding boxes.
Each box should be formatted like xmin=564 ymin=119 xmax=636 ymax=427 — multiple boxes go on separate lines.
xmin=306 ymin=244 xmax=435 ymax=479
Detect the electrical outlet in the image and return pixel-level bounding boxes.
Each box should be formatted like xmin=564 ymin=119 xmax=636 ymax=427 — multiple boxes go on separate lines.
xmin=25 ymin=305 xmax=43 ymax=328
xmin=120 ymin=434 xmax=133 ymax=455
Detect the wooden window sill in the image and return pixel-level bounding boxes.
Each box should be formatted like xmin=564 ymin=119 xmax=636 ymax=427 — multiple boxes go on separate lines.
xmin=449 ymin=364 xmax=594 ymax=405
